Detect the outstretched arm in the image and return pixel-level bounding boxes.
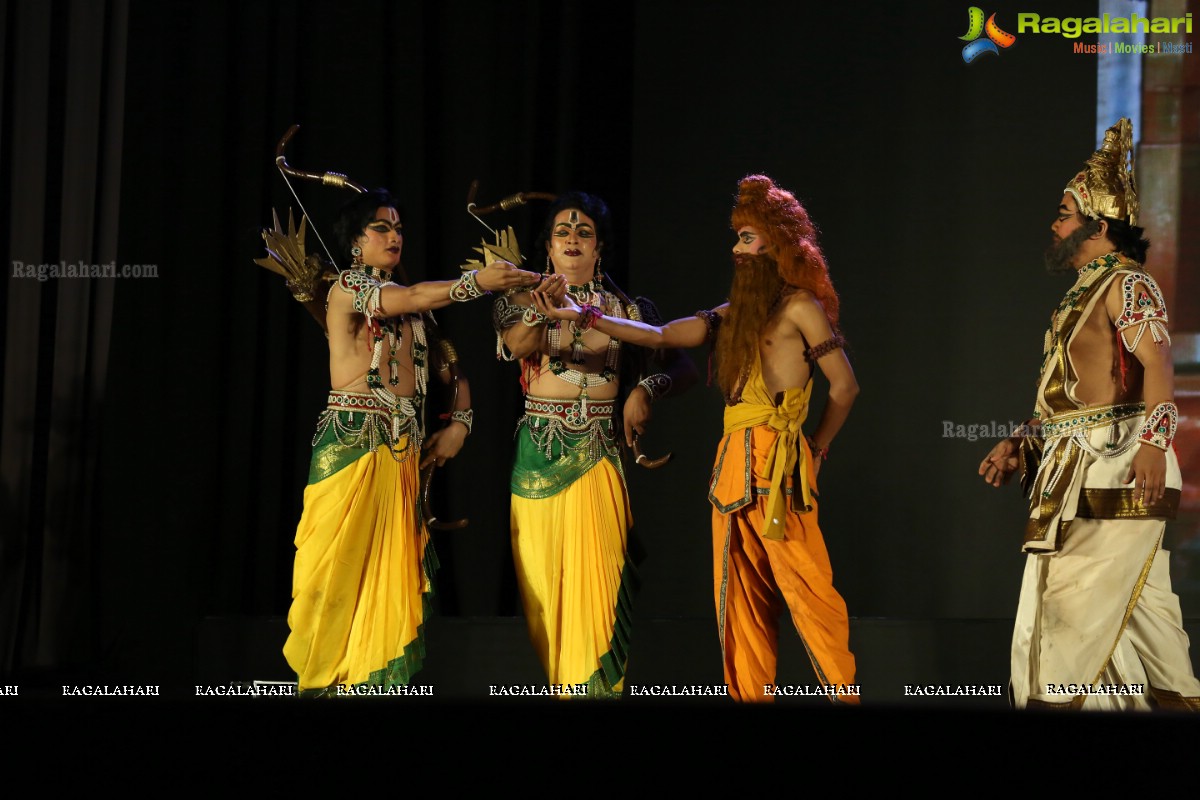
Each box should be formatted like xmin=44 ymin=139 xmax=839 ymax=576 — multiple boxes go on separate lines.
xmin=378 ymin=261 xmax=541 ymax=316
xmin=499 ymin=275 xmax=567 ymax=360
xmin=532 ymin=289 xmax=723 ymax=349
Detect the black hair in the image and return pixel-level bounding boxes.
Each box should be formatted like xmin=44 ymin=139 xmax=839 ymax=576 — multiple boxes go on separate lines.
xmin=332 ymin=188 xmax=404 ymax=264
xmin=1104 ymin=217 xmax=1151 ymax=264
xmin=535 ymin=190 xmax=614 ymax=255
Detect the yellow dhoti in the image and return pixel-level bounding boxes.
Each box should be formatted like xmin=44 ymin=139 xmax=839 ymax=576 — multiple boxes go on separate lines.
xmin=509 ymin=396 xmax=635 ymax=697
xmin=284 ymin=391 xmax=435 ymax=694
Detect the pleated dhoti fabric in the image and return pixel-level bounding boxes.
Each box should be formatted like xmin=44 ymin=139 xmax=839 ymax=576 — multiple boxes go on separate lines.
xmin=711 ymin=423 xmax=858 ymax=703
xmin=284 ymin=432 xmax=435 ymax=695
xmin=511 ymin=457 xmax=635 ymax=697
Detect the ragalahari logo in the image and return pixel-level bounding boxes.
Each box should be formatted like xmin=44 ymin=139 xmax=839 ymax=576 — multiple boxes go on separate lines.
xmin=960 ymin=7 xmax=1017 ymax=62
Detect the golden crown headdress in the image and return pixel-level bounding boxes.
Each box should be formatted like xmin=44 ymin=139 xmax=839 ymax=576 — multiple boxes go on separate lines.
xmin=1064 ymin=117 xmax=1139 ymax=227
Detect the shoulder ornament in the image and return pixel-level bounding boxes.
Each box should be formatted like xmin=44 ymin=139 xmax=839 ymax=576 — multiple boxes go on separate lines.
xmin=338 ymin=269 xmax=392 ymax=316
xmin=1115 ymin=271 xmax=1170 ymax=352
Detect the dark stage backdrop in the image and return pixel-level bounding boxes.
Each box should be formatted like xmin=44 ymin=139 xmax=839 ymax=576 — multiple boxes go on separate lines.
xmin=622 ymin=0 xmax=1106 ymax=622
xmin=4 ymin=0 xmax=1193 ymax=688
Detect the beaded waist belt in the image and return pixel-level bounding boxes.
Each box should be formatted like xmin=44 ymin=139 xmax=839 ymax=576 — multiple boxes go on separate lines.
xmin=523 ymin=395 xmax=615 ymax=430
xmin=1039 ymin=402 xmax=1145 ymax=439
xmin=327 ymin=389 xmax=416 ymax=418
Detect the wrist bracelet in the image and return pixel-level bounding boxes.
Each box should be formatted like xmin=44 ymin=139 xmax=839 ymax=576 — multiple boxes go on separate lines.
xmin=1138 ymin=402 xmax=1177 ymax=451
xmin=449 ymin=408 xmax=474 ymax=435
xmin=806 ymin=436 xmax=830 ymax=461
xmin=577 ymin=304 xmax=602 ymax=331
xmin=521 ymin=305 xmax=548 ymax=327
xmin=638 ymin=373 xmax=672 ymax=402
xmin=449 ymin=270 xmax=488 ymax=302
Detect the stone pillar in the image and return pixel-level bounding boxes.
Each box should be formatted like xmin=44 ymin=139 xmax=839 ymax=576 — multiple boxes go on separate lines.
xmin=1141 ymin=0 xmax=1199 ymax=601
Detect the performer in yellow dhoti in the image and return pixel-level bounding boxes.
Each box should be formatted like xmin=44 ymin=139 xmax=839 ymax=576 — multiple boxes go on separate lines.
xmin=508 ymin=397 xmax=635 ymax=694
xmin=980 ymin=119 xmax=1200 ymax=711
xmin=534 ymin=176 xmax=861 ymax=702
xmin=286 ymin=394 xmax=435 ymax=692
xmin=255 ymin=163 xmax=540 ymax=694
xmin=494 ymin=191 xmax=694 ymax=696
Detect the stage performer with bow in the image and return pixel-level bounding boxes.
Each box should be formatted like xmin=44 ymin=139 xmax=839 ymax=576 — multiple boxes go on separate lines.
xmin=255 ymin=127 xmax=540 ymax=695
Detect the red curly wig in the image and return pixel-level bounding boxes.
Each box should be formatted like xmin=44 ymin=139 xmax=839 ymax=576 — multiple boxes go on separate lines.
xmin=729 ymin=174 xmax=839 ymax=328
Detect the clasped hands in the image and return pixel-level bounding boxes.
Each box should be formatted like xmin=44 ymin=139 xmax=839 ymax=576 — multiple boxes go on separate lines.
xmin=529 ymin=275 xmax=582 ymax=321
xmin=474 ymin=260 xmax=543 ymax=292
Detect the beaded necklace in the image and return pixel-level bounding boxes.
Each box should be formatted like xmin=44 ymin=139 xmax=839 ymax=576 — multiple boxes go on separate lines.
xmin=346 ymin=264 xmax=428 ymax=442
xmin=1039 ymin=252 xmax=1122 ymax=374
xmin=566 ymin=279 xmax=601 ymax=304
xmin=545 ymin=284 xmax=622 ymax=421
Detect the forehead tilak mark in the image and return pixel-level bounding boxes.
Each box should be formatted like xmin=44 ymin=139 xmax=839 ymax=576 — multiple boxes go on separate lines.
xmin=568 ymin=210 xmax=579 ymax=225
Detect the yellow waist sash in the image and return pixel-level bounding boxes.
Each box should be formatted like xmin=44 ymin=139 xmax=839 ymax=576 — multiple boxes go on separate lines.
xmin=720 ymin=379 xmax=813 ymax=541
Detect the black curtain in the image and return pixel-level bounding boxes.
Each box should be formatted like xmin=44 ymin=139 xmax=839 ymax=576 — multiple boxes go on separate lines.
xmin=1 ymin=0 xmax=128 ymax=679
xmin=3 ymin=0 xmax=637 ymax=686
xmin=7 ymin=0 xmax=1155 ymax=694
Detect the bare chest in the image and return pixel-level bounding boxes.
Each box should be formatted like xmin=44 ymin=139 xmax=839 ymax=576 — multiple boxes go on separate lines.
xmin=756 ymin=316 xmax=811 ymax=398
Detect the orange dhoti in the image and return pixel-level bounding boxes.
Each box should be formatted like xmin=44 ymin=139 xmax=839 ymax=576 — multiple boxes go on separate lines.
xmin=709 ymin=372 xmax=857 ymax=703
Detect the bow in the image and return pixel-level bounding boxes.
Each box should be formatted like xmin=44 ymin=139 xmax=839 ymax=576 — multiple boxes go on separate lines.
xmin=467 ymin=181 xmax=674 ymax=469
xmin=261 ymin=124 xmax=470 ymax=528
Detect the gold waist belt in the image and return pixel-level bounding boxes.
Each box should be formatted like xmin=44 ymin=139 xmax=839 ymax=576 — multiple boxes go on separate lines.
xmin=1039 ymin=402 xmax=1144 ymax=439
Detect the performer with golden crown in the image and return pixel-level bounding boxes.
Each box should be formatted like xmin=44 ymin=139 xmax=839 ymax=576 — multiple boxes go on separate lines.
xmin=533 ymin=176 xmax=860 ymax=703
xmin=979 ymin=119 xmax=1199 ymax=710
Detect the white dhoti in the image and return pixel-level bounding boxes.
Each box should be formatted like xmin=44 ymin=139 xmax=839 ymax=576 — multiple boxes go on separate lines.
xmin=1012 ymin=413 xmax=1199 ymax=711
xmin=1011 ymin=519 xmax=1200 ymax=710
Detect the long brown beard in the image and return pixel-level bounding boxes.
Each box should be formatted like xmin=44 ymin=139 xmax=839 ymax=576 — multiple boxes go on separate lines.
xmin=1044 ymin=220 xmax=1100 ymax=274
xmin=716 ymin=252 xmax=784 ymax=401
